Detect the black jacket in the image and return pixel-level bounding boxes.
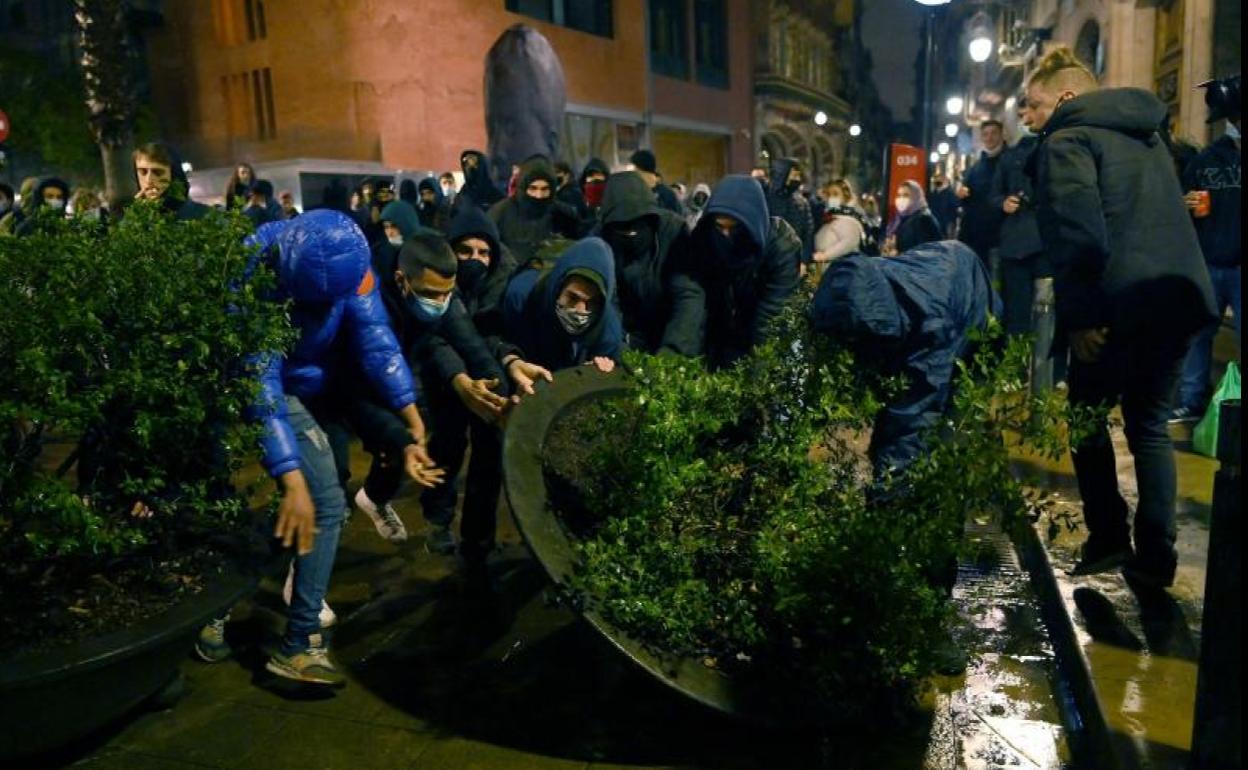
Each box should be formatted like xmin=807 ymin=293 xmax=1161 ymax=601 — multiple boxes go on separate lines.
xmin=991 ymin=136 xmax=1045 ymax=261
xmin=1182 ymin=135 xmax=1241 ymax=268
xmin=597 ymin=172 xmax=704 ymax=355
xmin=455 ymin=149 xmax=504 ymax=214
xmin=688 ymin=175 xmax=802 ymax=369
xmin=1030 ymin=88 xmax=1217 ymax=338
xmin=957 ymin=150 xmax=1004 ymax=257
xmin=654 ymin=183 xmax=684 ymax=215
xmin=766 ymin=157 xmax=815 ymax=263
xmin=892 ymin=209 xmax=943 ymax=254
xmin=488 ymin=157 xmax=583 ymax=266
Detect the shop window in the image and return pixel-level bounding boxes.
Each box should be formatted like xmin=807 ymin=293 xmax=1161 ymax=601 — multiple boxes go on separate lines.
xmin=694 ymin=0 xmax=727 ymax=88
xmin=650 ymin=0 xmax=689 ymax=79
xmin=505 ymin=0 xmax=613 ymax=38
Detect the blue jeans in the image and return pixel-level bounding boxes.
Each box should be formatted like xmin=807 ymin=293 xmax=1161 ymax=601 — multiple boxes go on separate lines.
xmin=1177 ymin=265 xmax=1241 ymax=412
xmin=281 ymin=396 xmax=346 ymax=654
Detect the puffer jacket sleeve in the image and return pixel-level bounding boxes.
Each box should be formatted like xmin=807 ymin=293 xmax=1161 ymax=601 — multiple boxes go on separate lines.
xmin=245 ymin=351 xmax=300 ymax=478
xmin=343 ymin=268 xmax=418 ymax=410
xmin=753 ymin=218 xmax=803 ymax=346
xmin=1035 ymin=133 xmax=1112 ymax=331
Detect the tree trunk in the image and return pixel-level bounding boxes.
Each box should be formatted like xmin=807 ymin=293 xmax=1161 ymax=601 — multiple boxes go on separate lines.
xmin=101 ymin=139 xmax=135 ymax=211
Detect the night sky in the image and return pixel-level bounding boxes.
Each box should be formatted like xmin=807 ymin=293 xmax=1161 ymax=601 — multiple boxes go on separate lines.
xmin=861 ymin=0 xmax=927 ymax=120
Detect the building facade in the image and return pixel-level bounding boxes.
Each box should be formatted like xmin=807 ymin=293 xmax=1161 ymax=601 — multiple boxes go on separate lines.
xmin=751 ymin=0 xmax=857 ymax=187
xmin=141 ymin=0 xmax=755 ymax=201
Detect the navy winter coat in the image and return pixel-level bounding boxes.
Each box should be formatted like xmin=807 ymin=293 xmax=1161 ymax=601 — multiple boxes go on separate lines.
xmin=244 ymin=210 xmax=417 ymax=478
xmin=810 ymin=240 xmax=998 ymax=478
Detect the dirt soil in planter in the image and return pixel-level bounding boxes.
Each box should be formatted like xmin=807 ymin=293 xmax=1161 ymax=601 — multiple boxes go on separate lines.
xmin=541 ymin=394 xmax=638 ymax=540
xmin=0 ymin=545 xmax=233 ymax=658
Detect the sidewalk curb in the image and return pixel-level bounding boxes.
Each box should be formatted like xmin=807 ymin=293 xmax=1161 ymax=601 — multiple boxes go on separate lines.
xmin=1007 ymin=518 xmax=1122 ymax=770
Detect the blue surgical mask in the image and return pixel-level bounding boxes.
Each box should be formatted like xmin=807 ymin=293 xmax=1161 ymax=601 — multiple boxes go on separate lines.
xmin=405 ymin=292 xmax=450 ymax=322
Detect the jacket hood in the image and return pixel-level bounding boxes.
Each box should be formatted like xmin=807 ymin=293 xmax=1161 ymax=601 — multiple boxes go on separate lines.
xmin=517 ymin=156 xmax=557 ymax=197
xmin=578 ymin=157 xmax=610 ymax=186
xmin=687 ymin=183 xmax=712 ymax=210
xmin=540 ymin=236 xmax=616 ymax=309
xmin=769 ymin=157 xmax=800 ymax=195
xmin=272 ymin=209 xmax=370 ymax=304
xmin=810 ymin=254 xmax=907 ymax=342
xmin=399 ymin=178 xmax=419 ymax=203
xmin=599 ymin=171 xmax=660 ymax=226
xmin=34 ymin=177 xmax=71 ymax=205
xmin=703 ymin=175 xmax=770 ymax=251
xmin=380 ymin=200 xmax=421 ymax=239
xmin=417 ymin=176 xmax=444 ymax=207
xmin=445 ymin=204 xmax=503 ymax=272
xmin=1043 ymin=88 xmax=1169 ymax=141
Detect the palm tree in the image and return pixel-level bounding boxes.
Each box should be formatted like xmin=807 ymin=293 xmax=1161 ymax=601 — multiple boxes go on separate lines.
xmin=74 ymin=0 xmax=140 ymax=208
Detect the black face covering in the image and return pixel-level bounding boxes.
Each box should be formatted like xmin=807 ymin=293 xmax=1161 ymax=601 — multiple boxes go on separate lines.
xmin=710 ymin=226 xmax=756 ymax=272
xmin=518 ymin=193 xmax=553 ymax=220
xmin=783 ymin=178 xmax=801 ymax=195
xmin=456 ymin=258 xmax=489 ymax=296
xmin=604 ymin=219 xmax=655 ymax=264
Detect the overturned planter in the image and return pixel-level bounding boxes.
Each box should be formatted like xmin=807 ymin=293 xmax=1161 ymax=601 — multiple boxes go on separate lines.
xmin=0 ymin=565 xmax=255 ymax=760
xmin=503 ymin=366 xmax=779 ymax=723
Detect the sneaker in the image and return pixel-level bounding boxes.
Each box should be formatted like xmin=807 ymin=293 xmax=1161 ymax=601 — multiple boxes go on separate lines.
xmin=425 ymin=523 xmax=457 ymax=556
xmin=194 ymin=615 xmax=231 ymax=663
xmin=354 ymin=487 xmax=409 ymax=543
xmin=1068 ymin=538 xmax=1133 ymax=577
xmin=282 ymin=562 xmax=338 ymax=628
xmin=265 ymin=633 xmax=346 ymax=688
xmin=1168 ymin=406 xmax=1203 ymax=424
xmin=1122 ymin=557 xmax=1176 ymax=589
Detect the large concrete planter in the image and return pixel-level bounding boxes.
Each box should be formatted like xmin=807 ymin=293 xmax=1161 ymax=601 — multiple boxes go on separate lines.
xmin=0 ymin=564 xmax=256 ymax=760
xmin=502 ymin=366 xmax=782 ymax=724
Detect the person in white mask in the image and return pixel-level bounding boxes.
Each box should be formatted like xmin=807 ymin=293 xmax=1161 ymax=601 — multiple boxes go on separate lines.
xmin=13 ymin=177 xmax=70 ymax=236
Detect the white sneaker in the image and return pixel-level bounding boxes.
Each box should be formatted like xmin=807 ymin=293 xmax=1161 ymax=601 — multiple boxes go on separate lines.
xmin=283 ymin=562 xmax=338 ymax=628
xmin=354 ymin=487 xmax=409 ymax=543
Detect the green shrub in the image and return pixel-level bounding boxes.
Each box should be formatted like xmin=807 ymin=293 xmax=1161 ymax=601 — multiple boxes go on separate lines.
xmin=0 ymin=204 xmax=294 ymax=575
xmin=554 ymin=288 xmax=1090 ymax=719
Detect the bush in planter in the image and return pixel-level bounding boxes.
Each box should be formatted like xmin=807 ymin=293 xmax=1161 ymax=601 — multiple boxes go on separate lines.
xmin=550 ymin=288 xmax=1093 ymax=719
xmin=0 ymin=204 xmax=294 ymax=652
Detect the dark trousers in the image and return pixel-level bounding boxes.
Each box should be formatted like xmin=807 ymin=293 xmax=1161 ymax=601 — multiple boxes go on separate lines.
xmin=1067 ymin=334 xmax=1188 ymax=570
xmin=307 ymin=396 xmax=406 ymax=507
xmin=1001 ymin=254 xmax=1068 ymax=387
xmin=418 ymin=383 xmax=503 ymax=562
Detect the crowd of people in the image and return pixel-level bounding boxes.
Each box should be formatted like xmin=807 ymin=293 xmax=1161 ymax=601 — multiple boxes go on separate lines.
xmin=0 ymin=48 xmax=1237 ymax=691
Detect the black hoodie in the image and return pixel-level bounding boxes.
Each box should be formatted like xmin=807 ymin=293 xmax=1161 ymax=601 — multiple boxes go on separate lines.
xmin=766 ymin=157 xmax=815 ymax=263
xmin=456 ymin=149 xmax=504 ymax=213
xmin=597 ymin=171 xmax=703 ymax=355
xmin=1030 ymin=87 xmax=1216 ymax=338
xmin=487 ymin=156 xmax=581 ymax=265
xmin=1182 ymin=134 xmax=1241 ymax=269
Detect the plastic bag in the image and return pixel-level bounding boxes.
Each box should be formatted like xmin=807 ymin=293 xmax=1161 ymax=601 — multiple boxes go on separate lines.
xmin=1193 ymin=361 xmax=1240 ymax=458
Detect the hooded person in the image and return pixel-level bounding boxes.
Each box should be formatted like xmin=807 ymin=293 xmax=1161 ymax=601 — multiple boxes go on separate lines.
xmin=578 ymin=157 xmax=611 ymax=217
xmin=553 ymin=160 xmax=587 ymax=218
xmin=596 ymin=171 xmax=704 ymax=355
xmin=243 ymin=179 xmax=280 ymax=229
xmin=398 ymin=178 xmax=420 ymax=206
xmin=628 ymin=149 xmax=683 ymax=215
xmin=130 ymin=141 xmax=211 ymax=221
xmin=684 ymin=182 xmax=712 ymax=231
xmin=682 ymin=175 xmax=802 ymax=368
xmin=14 ymin=177 xmax=71 ymax=236
xmin=454 ymin=149 xmax=504 ymax=214
xmin=487 ymin=154 xmax=582 ymax=266
xmin=811 ymin=241 xmax=998 ymax=480
xmin=885 ymin=180 xmax=944 ymax=255
xmin=766 ymin=157 xmax=816 ymax=264
xmin=502 ymin=236 xmax=622 ymax=372
xmin=1024 ymin=48 xmax=1218 ymax=586
xmin=198 ymin=209 xmax=436 ymax=685
xmin=415 ymin=176 xmax=450 ymax=232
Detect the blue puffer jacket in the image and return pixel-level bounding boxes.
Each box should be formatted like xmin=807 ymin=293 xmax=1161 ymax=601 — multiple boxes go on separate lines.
xmin=810 ymin=240 xmax=999 ymax=478
xmin=245 ymin=210 xmax=417 ymax=478
xmin=502 ymin=236 xmax=622 ymax=371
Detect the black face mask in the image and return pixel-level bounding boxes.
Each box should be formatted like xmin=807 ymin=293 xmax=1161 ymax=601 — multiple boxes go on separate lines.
xmin=519 ymin=193 xmax=553 ymax=219
xmin=783 ymin=178 xmax=801 ymax=195
xmin=604 ymin=219 xmax=655 ymax=264
xmin=456 ymin=258 xmax=489 ymax=296
xmin=710 ymin=227 xmax=756 ymax=271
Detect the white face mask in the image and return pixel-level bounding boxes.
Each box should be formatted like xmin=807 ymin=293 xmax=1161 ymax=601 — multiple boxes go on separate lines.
xmin=441 ymin=184 xmax=453 ymax=196
xmin=828 ymin=197 xmax=844 ymax=208
xmin=388 ymin=235 xmax=403 ymax=247
xmin=895 ymin=197 xmax=909 ymax=213
xmin=47 ymin=198 xmax=66 ymax=211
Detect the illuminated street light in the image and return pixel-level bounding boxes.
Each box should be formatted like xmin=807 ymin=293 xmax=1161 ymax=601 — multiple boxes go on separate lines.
xmin=1005 ymin=96 xmax=1017 ymax=111
xmin=946 ymin=96 xmax=964 ymax=116
xmin=938 ymin=141 xmax=951 ymax=155
xmin=968 ymin=12 xmax=993 ymax=63
xmin=930 ymin=151 xmax=941 ymax=163
xmin=944 ymin=123 xmax=959 ymax=138
xmin=912 ymin=0 xmax=951 ymax=5
xmin=848 ymin=124 xmax=862 ymax=137
xmin=814 ymin=111 xmax=828 ymax=126
xmin=181 ymin=162 xmax=193 ymax=174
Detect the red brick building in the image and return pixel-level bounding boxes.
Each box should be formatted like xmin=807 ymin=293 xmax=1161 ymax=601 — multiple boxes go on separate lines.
xmin=144 ymin=0 xmax=755 ymax=202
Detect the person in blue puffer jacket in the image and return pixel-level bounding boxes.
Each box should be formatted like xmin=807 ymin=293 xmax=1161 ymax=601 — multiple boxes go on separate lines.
xmin=197 ymin=209 xmax=441 ymax=688
xmin=810 ymin=240 xmax=999 ymax=482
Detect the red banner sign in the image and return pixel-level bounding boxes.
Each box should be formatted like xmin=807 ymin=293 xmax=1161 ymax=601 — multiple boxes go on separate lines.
xmin=883 ymin=143 xmax=927 ymax=222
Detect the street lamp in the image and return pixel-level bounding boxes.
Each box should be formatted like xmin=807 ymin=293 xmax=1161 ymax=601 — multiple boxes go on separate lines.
xmin=930 ymin=151 xmax=941 ymax=163
xmin=944 ymin=123 xmax=959 ymax=138
xmin=181 ymin=162 xmax=193 ymax=174
xmin=946 ymin=96 xmax=964 ymax=116
xmin=937 ymin=141 xmax=951 ymax=155
xmin=848 ymin=124 xmax=862 ymax=137
xmin=913 ymin=0 xmax=952 ymax=152
xmin=968 ymin=11 xmax=993 ymax=63
xmin=814 ymin=110 xmax=828 ymax=126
